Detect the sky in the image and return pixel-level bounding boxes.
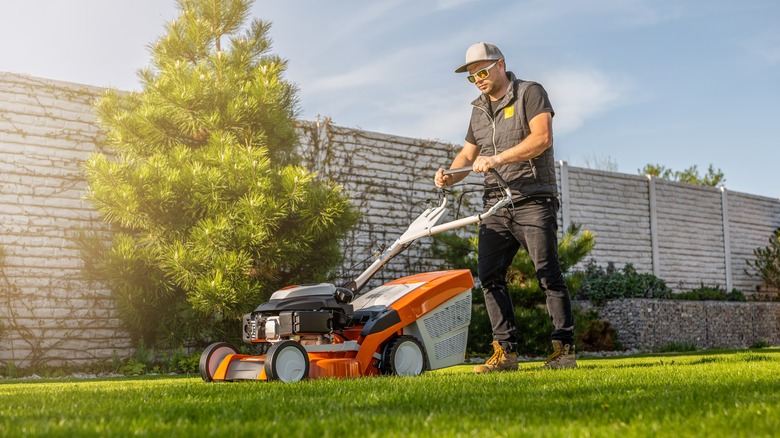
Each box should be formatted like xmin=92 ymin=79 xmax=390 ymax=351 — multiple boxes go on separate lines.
xmin=2 ymin=0 xmax=778 ymax=198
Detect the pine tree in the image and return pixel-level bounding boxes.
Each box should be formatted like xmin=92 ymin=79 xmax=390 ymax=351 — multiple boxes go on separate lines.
xmin=82 ymin=0 xmax=358 ymax=347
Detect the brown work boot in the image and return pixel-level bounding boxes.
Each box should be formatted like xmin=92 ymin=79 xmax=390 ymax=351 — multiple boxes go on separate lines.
xmin=542 ymin=340 xmax=577 ymax=369
xmin=473 ymin=341 xmax=518 ymax=373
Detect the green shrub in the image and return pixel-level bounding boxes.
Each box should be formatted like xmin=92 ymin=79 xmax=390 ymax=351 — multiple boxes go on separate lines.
xmin=750 ymin=340 xmax=770 ymax=349
xmin=576 ymin=261 xmax=672 ymax=305
xmin=574 ymin=308 xmax=621 ymax=351
xmin=514 ymin=306 xmax=555 ymax=356
xmin=468 ymin=305 xmax=558 ymax=357
xmin=467 ymin=305 xmax=492 ymax=356
xmin=746 ymin=228 xmax=780 ymax=293
xmin=653 ymin=341 xmax=698 ymax=353
xmin=176 ymin=354 xmax=200 ymax=374
xmin=673 ymin=284 xmax=746 ymax=301
xmin=120 ymin=358 xmax=147 ymax=376
xmin=0 ymin=342 xmax=204 ymax=378
xmin=3 ymin=362 xmax=17 ymax=378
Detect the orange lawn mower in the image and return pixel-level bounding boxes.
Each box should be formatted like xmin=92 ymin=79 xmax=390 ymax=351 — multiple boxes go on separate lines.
xmin=199 ymin=168 xmax=512 ymax=382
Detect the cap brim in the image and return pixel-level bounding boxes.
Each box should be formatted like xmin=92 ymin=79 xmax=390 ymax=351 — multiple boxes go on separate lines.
xmin=454 ymin=63 xmax=472 ymax=73
xmin=454 ymin=57 xmax=501 ymax=73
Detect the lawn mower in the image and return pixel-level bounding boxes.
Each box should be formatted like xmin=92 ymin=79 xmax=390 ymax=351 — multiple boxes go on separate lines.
xmin=199 ymin=167 xmax=511 ymax=382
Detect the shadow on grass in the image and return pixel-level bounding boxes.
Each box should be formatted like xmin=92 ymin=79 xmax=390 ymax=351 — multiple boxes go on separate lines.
xmin=561 ymin=349 xmax=780 ymax=371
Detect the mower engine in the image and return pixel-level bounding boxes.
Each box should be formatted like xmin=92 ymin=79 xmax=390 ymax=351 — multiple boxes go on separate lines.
xmin=242 ymin=283 xmax=354 ymax=343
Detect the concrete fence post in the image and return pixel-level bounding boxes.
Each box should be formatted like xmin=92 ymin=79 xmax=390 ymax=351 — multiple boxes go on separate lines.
xmin=559 ymin=160 xmax=570 ymax=228
xmin=721 ymin=187 xmax=733 ymax=290
xmin=647 ymin=175 xmax=660 ymax=277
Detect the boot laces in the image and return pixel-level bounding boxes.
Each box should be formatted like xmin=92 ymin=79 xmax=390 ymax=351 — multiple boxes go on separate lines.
xmin=544 ymin=343 xmax=563 ymax=364
xmin=485 ymin=341 xmax=506 ymax=365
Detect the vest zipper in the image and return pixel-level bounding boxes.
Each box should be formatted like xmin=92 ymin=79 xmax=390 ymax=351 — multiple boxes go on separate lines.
xmin=475 ymin=105 xmax=498 ymax=156
xmin=477 ymin=101 xmax=533 ymax=176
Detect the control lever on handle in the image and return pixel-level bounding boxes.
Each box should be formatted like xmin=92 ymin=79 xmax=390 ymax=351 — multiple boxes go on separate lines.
xmin=487 ymin=168 xmax=509 ymax=189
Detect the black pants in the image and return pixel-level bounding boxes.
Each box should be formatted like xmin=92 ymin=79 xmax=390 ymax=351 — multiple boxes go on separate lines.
xmin=477 ymin=197 xmax=574 ymax=350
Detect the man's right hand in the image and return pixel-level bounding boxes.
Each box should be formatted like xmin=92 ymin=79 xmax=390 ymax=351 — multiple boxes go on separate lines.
xmin=434 ymin=168 xmax=451 ymax=188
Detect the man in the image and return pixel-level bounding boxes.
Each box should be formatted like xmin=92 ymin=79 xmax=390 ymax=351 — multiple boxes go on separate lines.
xmin=434 ymin=42 xmax=576 ymax=372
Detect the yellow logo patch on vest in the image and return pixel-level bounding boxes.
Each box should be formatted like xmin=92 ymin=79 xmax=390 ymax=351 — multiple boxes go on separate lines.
xmin=504 ymin=106 xmax=514 ymax=119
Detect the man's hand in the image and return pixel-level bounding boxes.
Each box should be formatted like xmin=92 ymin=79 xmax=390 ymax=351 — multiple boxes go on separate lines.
xmin=472 ymin=155 xmax=502 ymax=173
xmin=434 ymin=168 xmax=451 ymax=187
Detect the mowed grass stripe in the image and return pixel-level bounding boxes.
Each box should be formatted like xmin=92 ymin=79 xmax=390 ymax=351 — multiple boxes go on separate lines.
xmin=0 ymin=350 xmax=778 ymax=437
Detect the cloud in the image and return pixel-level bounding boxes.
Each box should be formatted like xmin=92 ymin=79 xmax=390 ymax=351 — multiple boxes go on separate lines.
xmin=375 ymin=87 xmax=474 ymax=143
xmin=436 ymin=0 xmax=480 ymax=10
xmin=610 ymin=0 xmax=683 ymax=27
xmin=304 ymin=47 xmax=425 ymax=97
xmin=742 ymin=29 xmax=780 ymax=64
xmin=543 ymin=67 xmax=635 ymax=135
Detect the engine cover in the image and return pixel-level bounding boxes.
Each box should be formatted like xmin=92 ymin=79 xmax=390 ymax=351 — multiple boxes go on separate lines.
xmin=243 ymin=309 xmax=340 ymax=343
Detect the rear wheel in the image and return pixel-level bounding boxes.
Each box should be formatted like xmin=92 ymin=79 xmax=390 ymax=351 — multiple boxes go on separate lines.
xmin=381 ymin=335 xmax=427 ymax=377
xmin=199 ymin=342 xmax=238 ymax=382
xmin=264 ymin=340 xmax=310 ymax=382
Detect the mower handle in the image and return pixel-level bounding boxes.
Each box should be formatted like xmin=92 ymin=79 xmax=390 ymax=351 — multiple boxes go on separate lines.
xmin=349 ymin=167 xmax=512 ymax=293
xmin=442 ymin=167 xmax=510 ymax=191
xmin=441 ymin=166 xmax=472 ymax=176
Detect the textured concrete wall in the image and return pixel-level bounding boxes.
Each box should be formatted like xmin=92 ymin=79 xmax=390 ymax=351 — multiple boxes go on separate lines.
xmin=0 ymin=73 xmax=133 ymax=367
xmin=728 ymin=193 xmax=780 ymax=294
xmin=561 ymin=165 xmax=780 ymax=294
xmin=1 ymin=71 xmax=779 ymax=367
xmin=655 ymin=181 xmax=728 ymax=290
xmin=578 ymin=299 xmax=780 ymax=350
xmin=296 ymin=120 xmax=467 ymax=286
xmin=564 ymin=167 xmax=655 ymax=274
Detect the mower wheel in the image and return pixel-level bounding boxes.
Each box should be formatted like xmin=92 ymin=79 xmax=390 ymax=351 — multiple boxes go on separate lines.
xmin=264 ymin=340 xmax=310 ymax=382
xmin=381 ymin=335 xmax=427 ymax=377
xmin=199 ymin=342 xmax=239 ymax=382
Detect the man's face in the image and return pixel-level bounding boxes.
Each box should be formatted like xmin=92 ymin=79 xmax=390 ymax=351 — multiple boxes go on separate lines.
xmin=467 ymin=59 xmax=504 ymax=96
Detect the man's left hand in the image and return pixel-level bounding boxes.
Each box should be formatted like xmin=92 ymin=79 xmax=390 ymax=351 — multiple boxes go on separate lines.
xmin=472 ymin=155 xmax=502 ymax=173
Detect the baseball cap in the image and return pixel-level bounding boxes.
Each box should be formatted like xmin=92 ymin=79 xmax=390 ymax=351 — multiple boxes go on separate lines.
xmin=455 ymin=42 xmax=504 ymax=73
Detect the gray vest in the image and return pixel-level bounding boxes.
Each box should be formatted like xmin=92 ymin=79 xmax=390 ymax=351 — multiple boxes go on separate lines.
xmin=469 ymin=73 xmax=558 ymax=201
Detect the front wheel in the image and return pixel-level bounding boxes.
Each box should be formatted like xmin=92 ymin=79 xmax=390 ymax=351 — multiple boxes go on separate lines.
xmin=264 ymin=340 xmax=310 ymax=382
xmin=381 ymin=335 xmax=427 ymax=377
xmin=199 ymin=342 xmax=238 ymax=382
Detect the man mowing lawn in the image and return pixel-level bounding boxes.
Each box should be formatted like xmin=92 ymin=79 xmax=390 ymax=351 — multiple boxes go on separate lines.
xmin=435 ymin=42 xmax=575 ymax=372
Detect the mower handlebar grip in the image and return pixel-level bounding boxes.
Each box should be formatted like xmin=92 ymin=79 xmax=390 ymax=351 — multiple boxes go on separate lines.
xmin=441 ymin=166 xmax=472 ymax=176
xmin=441 ymin=167 xmax=509 ymax=189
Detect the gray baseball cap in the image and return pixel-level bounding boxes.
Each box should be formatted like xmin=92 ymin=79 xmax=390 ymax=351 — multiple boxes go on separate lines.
xmin=455 ymin=42 xmax=504 ymax=73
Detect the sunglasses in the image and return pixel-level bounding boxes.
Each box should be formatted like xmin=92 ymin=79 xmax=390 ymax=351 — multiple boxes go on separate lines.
xmin=466 ymin=61 xmax=499 ymax=83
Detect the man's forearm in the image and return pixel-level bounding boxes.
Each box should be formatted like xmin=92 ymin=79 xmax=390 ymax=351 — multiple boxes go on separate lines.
xmin=496 ymin=131 xmax=551 ymax=164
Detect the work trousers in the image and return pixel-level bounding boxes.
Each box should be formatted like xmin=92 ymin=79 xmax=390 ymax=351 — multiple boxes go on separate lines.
xmin=477 ymin=196 xmax=574 ymax=351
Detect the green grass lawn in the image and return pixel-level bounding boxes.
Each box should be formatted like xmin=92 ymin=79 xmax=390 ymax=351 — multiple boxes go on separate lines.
xmin=1 ymin=349 xmax=778 ymax=437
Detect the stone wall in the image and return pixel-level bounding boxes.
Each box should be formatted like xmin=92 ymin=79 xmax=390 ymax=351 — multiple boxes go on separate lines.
xmin=578 ymin=299 xmax=780 ymax=350
xmin=1 ymin=71 xmax=779 ymax=367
